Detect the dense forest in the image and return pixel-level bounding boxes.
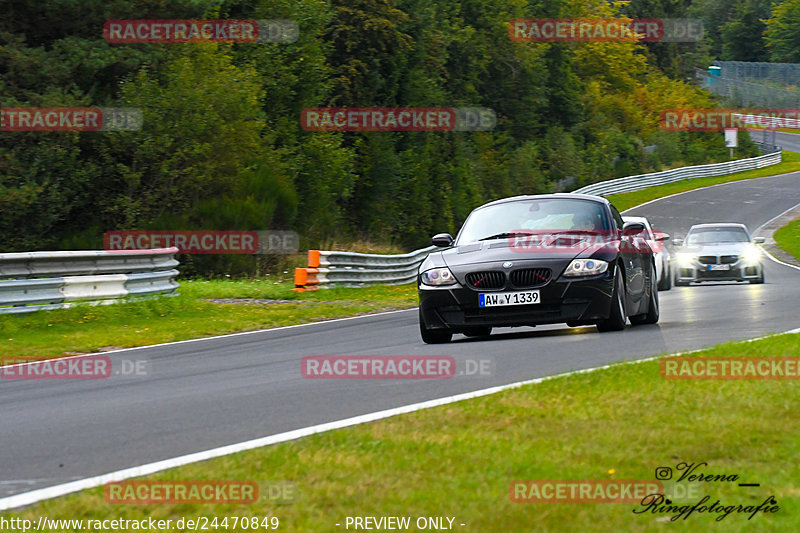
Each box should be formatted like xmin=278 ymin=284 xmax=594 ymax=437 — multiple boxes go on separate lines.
xmin=2 ymin=0 xmax=794 ymax=273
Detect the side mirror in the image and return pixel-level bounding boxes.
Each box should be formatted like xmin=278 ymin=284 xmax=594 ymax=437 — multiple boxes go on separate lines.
xmin=655 ymin=232 xmax=670 ymax=242
xmin=672 ymin=238 xmax=684 ymax=247
xmin=621 ymin=221 xmax=646 ymax=236
xmin=753 ymin=237 xmax=765 ymax=244
xmin=431 ymin=233 xmax=454 ymax=247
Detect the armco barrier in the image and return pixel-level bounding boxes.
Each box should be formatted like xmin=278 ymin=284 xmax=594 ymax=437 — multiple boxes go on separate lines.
xmin=293 ymin=247 xmax=436 ymax=290
xmin=572 ymin=146 xmax=781 ymax=197
xmin=0 ymin=248 xmax=179 ymax=314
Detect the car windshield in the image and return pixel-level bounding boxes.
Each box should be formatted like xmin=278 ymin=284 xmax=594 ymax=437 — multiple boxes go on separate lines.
xmin=686 ymin=228 xmax=750 ymax=245
xmin=457 ymin=198 xmax=610 ymax=244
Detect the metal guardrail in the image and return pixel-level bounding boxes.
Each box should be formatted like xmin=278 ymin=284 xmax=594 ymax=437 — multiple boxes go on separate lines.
xmin=572 ymin=147 xmax=781 ymax=197
xmin=0 ymin=248 xmax=179 ymax=278
xmin=0 ymin=248 xmax=180 ymax=314
xmin=294 ymin=247 xmax=436 ymax=290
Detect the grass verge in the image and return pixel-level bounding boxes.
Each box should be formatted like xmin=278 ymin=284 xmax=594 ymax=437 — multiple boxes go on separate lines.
xmin=774 ymin=218 xmax=800 ymax=262
xmin=0 ymin=281 xmax=417 ymax=359
xmin=3 ymin=332 xmax=798 ymax=532
xmin=608 ymin=150 xmax=800 ymax=212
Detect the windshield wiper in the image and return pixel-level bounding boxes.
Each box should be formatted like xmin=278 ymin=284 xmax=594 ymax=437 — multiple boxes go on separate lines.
xmin=478 ymin=232 xmax=531 ymax=241
xmin=548 ymin=229 xmax=603 ymax=235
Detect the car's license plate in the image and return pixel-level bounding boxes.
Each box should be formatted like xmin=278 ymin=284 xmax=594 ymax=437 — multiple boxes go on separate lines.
xmin=708 ymin=264 xmax=730 ymax=271
xmin=479 ymin=290 xmax=540 ymax=307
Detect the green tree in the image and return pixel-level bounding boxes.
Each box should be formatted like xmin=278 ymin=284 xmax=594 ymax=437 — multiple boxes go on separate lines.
xmin=765 ymin=0 xmax=800 ymax=62
xmin=110 ymin=44 xmax=264 ymax=227
xmin=720 ymin=0 xmax=771 ymax=61
xmin=325 ymin=0 xmax=413 ymax=105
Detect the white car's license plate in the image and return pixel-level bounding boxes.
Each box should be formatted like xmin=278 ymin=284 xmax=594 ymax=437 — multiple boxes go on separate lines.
xmin=479 ymin=290 xmax=540 ymax=307
xmin=708 ymin=264 xmax=730 ymax=271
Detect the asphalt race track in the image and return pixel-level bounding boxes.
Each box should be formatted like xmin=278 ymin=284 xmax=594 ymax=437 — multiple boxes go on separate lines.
xmin=2 ymin=151 xmax=800 ymax=503
xmin=752 ymin=130 xmax=800 ymax=153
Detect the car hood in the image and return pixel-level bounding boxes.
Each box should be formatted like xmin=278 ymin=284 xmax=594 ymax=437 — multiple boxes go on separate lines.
xmin=680 ymin=242 xmax=753 ymax=255
xmin=440 ymin=238 xmax=598 ymax=268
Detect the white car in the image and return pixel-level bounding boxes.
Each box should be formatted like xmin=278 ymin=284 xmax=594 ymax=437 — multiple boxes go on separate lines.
xmin=622 ymin=215 xmax=672 ymax=290
xmin=672 ymin=223 xmax=765 ymax=285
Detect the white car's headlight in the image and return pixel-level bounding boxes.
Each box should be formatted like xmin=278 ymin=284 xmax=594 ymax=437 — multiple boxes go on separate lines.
xmin=675 ymin=252 xmax=695 ymax=267
xmin=742 ymin=246 xmax=761 ymax=264
xmin=563 ymin=258 xmax=608 ymax=277
xmin=420 ymin=267 xmax=457 ymax=286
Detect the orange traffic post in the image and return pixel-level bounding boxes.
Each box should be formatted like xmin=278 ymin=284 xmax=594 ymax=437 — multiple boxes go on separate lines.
xmin=308 ymin=250 xmax=321 ymax=268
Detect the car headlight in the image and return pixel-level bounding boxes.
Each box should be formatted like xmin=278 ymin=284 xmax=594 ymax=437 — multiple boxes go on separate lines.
xmin=675 ymin=252 xmax=695 ymax=267
xmin=742 ymin=246 xmax=761 ymax=264
xmin=420 ymin=267 xmax=457 ymax=286
xmin=563 ymin=258 xmax=608 ymax=277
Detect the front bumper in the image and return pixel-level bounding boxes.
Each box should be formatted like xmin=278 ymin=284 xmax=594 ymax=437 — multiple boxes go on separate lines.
xmin=419 ymin=271 xmax=615 ymax=331
xmin=675 ymin=260 xmax=762 ymax=283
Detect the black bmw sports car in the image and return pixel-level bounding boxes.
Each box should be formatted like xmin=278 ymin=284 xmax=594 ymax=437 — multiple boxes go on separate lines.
xmin=417 ymin=193 xmax=659 ymax=343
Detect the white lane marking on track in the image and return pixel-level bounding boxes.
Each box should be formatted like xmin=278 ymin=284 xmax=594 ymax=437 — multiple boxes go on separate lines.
xmin=761 ymin=248 xmax=800 ymax=272
xmin=753 ymin=200 xmax=800 ymax=272
xmin=1 ymin=328 xmax=798 ymax=511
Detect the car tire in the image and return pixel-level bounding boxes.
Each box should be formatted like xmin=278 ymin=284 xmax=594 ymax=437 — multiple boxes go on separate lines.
xmin=596 ymin=266 xmax=626 ymax=332
xmin=419 ymin=308 xmax=452 ymax=344
xmin=462 ymin=327 xmax=492 ymax=338
xmin=657 ymin=263 xmax=671 ymax=291
xmin=749 ymin=269 xmax=765 ymax=284
xmin=631 ymin=262 xmax=660 ymax=325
